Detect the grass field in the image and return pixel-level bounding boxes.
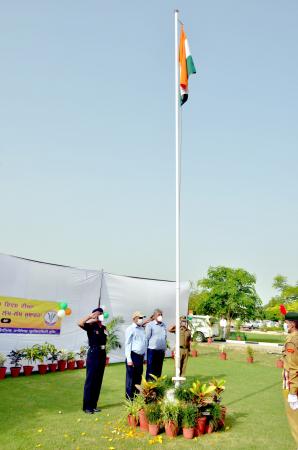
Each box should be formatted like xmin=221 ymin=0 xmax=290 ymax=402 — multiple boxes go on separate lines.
xmin=0 ymin=345 xmax=295 ymax=450
xmin=227 ymin=332 xmax=285 ymax=344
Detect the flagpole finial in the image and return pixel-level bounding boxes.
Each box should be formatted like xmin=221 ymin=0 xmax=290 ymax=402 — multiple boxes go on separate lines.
xmin=175 ymin=9 xmax=179 ymax=13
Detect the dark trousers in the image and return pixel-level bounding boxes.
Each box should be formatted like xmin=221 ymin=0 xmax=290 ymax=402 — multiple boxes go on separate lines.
xmin=83 ymin=348 xmax=106 ymax=411
xmin=146 ymin=348 xmax=165 ymax=380
xmin=125 ymin=351 xmax=144 ymax=399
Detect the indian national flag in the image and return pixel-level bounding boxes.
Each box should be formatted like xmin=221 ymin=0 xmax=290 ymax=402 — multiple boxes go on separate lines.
xmin=179 ymin=27 xmax=196 ymax=106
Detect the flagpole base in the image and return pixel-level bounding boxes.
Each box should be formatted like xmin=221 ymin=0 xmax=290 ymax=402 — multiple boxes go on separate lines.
xmin=172 ymin=376 xmax=186 ymax=388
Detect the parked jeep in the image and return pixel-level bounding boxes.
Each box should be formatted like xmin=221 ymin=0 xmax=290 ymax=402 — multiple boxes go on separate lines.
xmin=188 ymin=315 xmax=219 ymax=342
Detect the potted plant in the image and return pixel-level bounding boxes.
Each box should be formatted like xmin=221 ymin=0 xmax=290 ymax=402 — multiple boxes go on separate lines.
xmin=76 ymin=345 xmax=87 ymax=369
xmin=207 ymin=337 xmax=213 ymax=344
xmin=46 ymin=343 xmax=59 ymax=372
xmin=182 ymin=404 xmax=197 ymax=439
xmin=7 ymin=349 xmax=24 ymax=377
xmin=246 ymin=346 xmax=254 ymax=363
xmin=66 ymin=351 xmax=76 ymax=370
xmin=145 ymin=403 xmax=161 ymax=436
xmin=124 ymin=397 xmax=139 ymax=428
xmin=209 ymin=378 xmax=226 ymax=404
xmin=105 ymin=316 xmax=124 ymax=366
xmin=22 ymin=347 xmax=36 ymax=376
xmin=189 ymin=380 xmax=216 ymax=436
xmin=31 ymin=344 xmax=48 ymax=374
xmin=191 ymin=342 xmax=198 ymax=357
xmin=58 ymin=349 xmax=68 ymax=371
xmin=0 ymin=353 xmax=7 ymax=380
xmin=219 ymin=344 xmax=227 ymax=360
xmin=133 ymin=395 xmax=148 ymax=431
xmin=235 ymin=319 xmax=242 ymax=340
xmin=206 ymin=402 xmax=222 ymax=433
xmin=162 ymin=403 xmax=180 ymax=437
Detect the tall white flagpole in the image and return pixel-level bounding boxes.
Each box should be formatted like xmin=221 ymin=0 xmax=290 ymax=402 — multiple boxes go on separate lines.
xmin=173 ymin=8 xmax=183 ymax=386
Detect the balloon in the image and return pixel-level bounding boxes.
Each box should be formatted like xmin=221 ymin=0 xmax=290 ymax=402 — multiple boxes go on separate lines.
xmin=103 ymin=312 xmax=109 ymax=319
xmin=57 ymin=309 xmax=66 ymax=319
xmin=59 ymin=302 xmax=68 ymax=310
xmin=65 ymin=308 xmax=72 ymax=316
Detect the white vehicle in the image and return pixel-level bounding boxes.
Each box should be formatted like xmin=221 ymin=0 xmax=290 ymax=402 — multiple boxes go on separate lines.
xmin=188 ymin=315 xmax=219 ymax=342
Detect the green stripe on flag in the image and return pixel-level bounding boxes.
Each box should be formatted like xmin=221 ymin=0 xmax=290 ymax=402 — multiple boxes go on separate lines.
xmin=186 ymin=55 xmax=196 ymax=76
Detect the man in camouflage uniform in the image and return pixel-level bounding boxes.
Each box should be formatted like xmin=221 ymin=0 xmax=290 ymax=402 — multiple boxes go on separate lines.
xmin=168 ymin=316 xmax=192 ymax=377
xmin=282 ymin=311 xmax=298 ymax=447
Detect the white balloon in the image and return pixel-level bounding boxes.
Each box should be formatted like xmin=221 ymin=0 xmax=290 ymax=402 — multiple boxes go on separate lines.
xmin=57 ymin=309 xmax=66 ymax=319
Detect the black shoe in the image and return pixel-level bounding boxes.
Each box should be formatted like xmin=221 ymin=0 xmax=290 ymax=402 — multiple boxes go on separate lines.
xmin=84 ymin=409 xmax=94 ymax=414
xmin=93 ymin=408 xmax=101 ymax=413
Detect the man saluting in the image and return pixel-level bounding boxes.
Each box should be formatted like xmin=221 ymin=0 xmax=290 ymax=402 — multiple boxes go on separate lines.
xmin=78 ymin=307 xmax=108 ymax=414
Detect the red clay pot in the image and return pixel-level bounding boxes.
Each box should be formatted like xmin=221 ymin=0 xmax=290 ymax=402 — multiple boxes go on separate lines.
xmin=207 ymin=337 xmax=213 ymax=344
xmin=76 ymin=360 xmax=85 ymax=369
xmin=0 ymin=367 xmax=7 ymax=379
xmin=276 ymin=359 xmax=284 ymax=368
xmin=127 ymin=414 xmax=137 ymax=428
xmin=165 ymin=421 xmax=178 ymax=437
xmin=195 ymin=416 xmax=207 ymax=436
xmin=10 ymin=367 xmax=21 ymax=377
xmin=105 ymin=356 xmax=110 ymax=366
xmin=38 ymin=364 xmax=48 ymax=375
xmin=183 ymin=427 xmax=195 ymax=439
xmin=219 ymin=352 xmax=227 ymax=360
xmin=148 ymin=423 xmax=160 ymax=436
xmin=171 ymin=350 xmax=175 ymax=359
xmin=23 ymin=365 xmax=34 ymax=376
xmin=191 ymin=350 xmax=198 ymax=357
xmin=139 ymin=408 xmax=149 ymax=431
xmin=58 ymin=360 xmax=67 ymax=371
xmin=67 ymin=361 xmax=76 ymax=370
xmin=237 ymin=336 xmax=242 ymax=341
xmin=247 ymin=357 xmax=254 ymax=364
xmin=48 ymin=363 xmax=58 ymax=372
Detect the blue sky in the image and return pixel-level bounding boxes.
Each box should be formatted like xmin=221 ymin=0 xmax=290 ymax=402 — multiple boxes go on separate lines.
xmin=0 ymin=1 xmax=297 ymax=303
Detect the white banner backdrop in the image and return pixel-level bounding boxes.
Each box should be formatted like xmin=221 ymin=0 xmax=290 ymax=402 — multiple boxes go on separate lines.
xmin=0 ymin=254 xmax=102 ymax=359
xmin=100 ymin=273 xmax=190 ymax=362
xmin=0 ymin=254 xmax=190 ymax=365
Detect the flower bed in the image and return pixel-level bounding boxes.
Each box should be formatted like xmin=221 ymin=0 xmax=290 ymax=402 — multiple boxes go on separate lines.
xmin=124 ymin=374 xmax=227 ymax=440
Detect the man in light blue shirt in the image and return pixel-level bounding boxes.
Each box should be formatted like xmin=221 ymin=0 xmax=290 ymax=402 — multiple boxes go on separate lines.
xmin=125 ymin=311 xmax=147 ymax=399
xmin=145 ymin=309 xmax=167 ymax=380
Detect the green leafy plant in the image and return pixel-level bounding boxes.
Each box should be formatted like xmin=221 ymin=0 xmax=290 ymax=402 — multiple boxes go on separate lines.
xmin=76 ymin=345 xmax=88 ymax=360
xmin=124 ymin=398 xmax=139 ymax=419
xmin=22 ymin=347 xmax=36 ymax=365
xmin=7 ymin=349 xmax=24 ymax=367
xmin=58 ymin=349 xmax=68 ymax=361
xmin=145 ymin=403 xmax=162 ymax=425
xmin=132 ymin=394 xmax=145 ymax=411
xmin=189 ymin=380 xmax=216 ymax=408
xmin=247 ymin=346 xmax=254 ymax=358
xmin=0 ymin=353 xmax=7 ymax=367
xmin=175 ymin=382 xmax=195 ymax=403
xmin=207 ymin=402 xmax=222 ymax=430
xmin=162 ymin=403 xmax=181 ymax=426
xmin=182 ymin=404 xmax=198 ymax=428
xmin=135 ymin=375 xmax=169 ymax=404
xmin=105 ymin=316 xmax=124 ymax=355
xmin=209 ymin=378 xmax=226 ymax=403
xmin=66 ymin=351 xmax=76 ymax=362
xmin=46 ymin=344 xmax=59 ymax=363
xmin=30 ymin=345 xmax=46 ymax=363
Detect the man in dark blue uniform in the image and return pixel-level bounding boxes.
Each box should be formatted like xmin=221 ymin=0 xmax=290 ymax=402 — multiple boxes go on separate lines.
xmin=78 ymin=307 xmax=108 ymax=414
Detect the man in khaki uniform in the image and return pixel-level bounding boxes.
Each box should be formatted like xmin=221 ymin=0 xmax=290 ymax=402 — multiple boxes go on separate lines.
xmin=168 ymin=316 xmax=192 ymax=377
xmin=282 ymin=311 xmax=298 ymax=447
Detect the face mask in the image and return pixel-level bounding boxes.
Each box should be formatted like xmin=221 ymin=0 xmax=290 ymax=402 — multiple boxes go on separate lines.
xmin=157 ymin=315 xmax=163 ymax=323
xmin=98 ymin=314 xmax=104 ymax=322
xmin=137 ymin=318 xmax=143 ymax=326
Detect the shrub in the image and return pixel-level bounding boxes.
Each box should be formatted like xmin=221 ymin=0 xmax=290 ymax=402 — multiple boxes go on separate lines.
xmin=247 ymin=346 xmax=254 ymax=358
xmin=182 ymin=404 xmax=198 ymax=428
xmin=7 ymin=350 xmax=24 ymax=367
xmin=162 ymin=403 xmax=180 ymax=425
xmin=145 ymin=403 xmax=162 ymax=425
xmin=0 ymin=353 xmax=6 ymax=367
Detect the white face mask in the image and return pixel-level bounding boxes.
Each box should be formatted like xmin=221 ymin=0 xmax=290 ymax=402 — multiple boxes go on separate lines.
xmin=157 ymin=315 xmax=163 ymax=323
xmin=137 ymin=318 xmax=143 ymax=326
xmin=98 ymin=314 xmax=104 ymax=322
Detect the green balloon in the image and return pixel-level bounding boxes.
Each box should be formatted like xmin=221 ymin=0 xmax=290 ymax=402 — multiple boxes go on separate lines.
xmin=59 ymin=302 xmax=68 ymax=310
xmin=103 ymin=312 xmax=109 ymax=319
xmin=187 ymin=316 xmax=193 ymax=321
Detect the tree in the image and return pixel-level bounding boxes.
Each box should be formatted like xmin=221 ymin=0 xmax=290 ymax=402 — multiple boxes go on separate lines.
xmin=192 ymin=266 xmax=262 ymax=332
xmin=264 ymin=275 xmax=298 ymax=320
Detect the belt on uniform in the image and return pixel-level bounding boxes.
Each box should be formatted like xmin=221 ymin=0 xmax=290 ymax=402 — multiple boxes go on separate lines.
xmin=89 ymin=345 xmax=106 ymax=350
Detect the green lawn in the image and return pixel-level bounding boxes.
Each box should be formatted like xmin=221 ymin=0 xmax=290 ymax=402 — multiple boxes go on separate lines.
xmin=0 ymin=346 xmax=295 ymax=450
xmin=227 ymin=332 xmax=285 ymax=344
